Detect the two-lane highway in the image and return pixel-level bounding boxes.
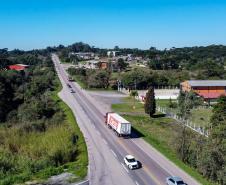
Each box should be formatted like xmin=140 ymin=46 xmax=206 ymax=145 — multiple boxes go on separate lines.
xmin=52 ymin=54 xmax=200 ymax=185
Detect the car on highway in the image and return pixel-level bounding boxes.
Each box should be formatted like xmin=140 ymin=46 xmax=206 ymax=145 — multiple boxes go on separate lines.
xmin=70 ymin=89 xmax=75 ymax=93
xmin=67 ymin=83 xmax=72 ymax=88
xmin=124 ymin=155 xmax=139 ymax=170
xmin=68 ymin=76 xmax=74 ymax=81
xmin=166 ymin=176 xmax=187 ymax=185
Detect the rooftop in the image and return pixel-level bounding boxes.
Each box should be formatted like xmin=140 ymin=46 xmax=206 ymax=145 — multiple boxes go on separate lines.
xmin=187 ymin=80 xmax=226 ymax=87
xmin=109 ymin=113 xmax=130 ymax=124
xmin=125 ymin=155 xmax=135 ymax=159
xmin=167 ymin=176 xmax=184 ymax=182
xmin=198 ymin=92 xmax=226 ymax=99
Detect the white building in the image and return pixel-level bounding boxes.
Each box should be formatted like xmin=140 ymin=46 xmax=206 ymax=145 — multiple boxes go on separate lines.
xmin=107 ymin=51 xmax=120 ymax=57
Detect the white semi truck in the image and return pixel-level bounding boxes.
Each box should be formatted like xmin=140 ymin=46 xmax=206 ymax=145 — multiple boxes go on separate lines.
xmin=105 ymin=112 xmax=131 ymax=137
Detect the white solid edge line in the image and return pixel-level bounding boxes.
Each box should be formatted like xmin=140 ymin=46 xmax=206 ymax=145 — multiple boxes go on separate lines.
xmin=130 ymin=139 xmax=173 ymax=176
xmin=103 ymin=139 xmax=108 ymax=145
xmin=121 ymin=163 xmax=129 ymax=173
xmin=135 ymin=181 xmax=140 ymax=185
xmin=110 ymin=149 xmax=117 ymax=158
xmin=75 ymin=179 xmax=89 ymax=185
xmin=96 ymin=130 xmax=101 ymax=136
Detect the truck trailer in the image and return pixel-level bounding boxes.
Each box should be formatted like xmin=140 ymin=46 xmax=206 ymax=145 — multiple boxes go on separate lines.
xmin=105 ymin=112 xmax=131 ymax=137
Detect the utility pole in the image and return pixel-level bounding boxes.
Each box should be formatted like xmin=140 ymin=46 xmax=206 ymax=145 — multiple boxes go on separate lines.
xmin=134 ymin=79 xmax=137 ymax=90
xmin=117 ymin=80 xmax=122 ymax=92
xmin=20 ymin=70 xmax=25 ymax=102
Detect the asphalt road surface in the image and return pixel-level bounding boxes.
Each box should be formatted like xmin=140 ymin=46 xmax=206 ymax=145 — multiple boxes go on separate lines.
xmin=52 ymin=54 xmax=200 ymax=185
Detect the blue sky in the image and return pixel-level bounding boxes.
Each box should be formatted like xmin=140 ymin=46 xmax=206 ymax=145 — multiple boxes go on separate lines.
xmin=0 ymin=0 xmax=226 ymax=50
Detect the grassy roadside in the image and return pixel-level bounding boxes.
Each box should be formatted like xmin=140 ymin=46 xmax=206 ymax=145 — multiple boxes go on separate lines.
xmin=156 ymin=99 xmax=212 ymax=127
xmin=72 ymin=75 xmax=115 ymax=91
xmin=190 ymin=108 xmax=212 ymax=128
xmin=0 ymin=77 xmax=88 ymax=185
xmin=112 ymin=97 xmax=144 ymax=113
xmin=51 ymin=79 xmax=88 ymax=182
xmin=112 ymin=97 xmax=214 ymax=185
xmin=72 ymin=75 xmax=87 ymax=89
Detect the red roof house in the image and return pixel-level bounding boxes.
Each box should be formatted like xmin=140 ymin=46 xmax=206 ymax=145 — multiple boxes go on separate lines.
xmin=8 ymin=64 xmax=29 ymax=71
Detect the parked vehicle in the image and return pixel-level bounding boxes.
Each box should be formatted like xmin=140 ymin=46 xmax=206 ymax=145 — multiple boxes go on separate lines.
xmin=166 ymin=176 xmax=187 ymax=185
xmin=124 ymin=155 xmax=139 ymax=170
xmin=105 ymin=112 xmax=131 ymax=136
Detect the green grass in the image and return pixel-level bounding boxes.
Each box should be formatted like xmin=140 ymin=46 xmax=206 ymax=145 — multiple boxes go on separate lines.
xmin=156 ymin=99 xmax=172 ymax=107
xmin=56 ymin=99 xmax=88 ymax=181
xmin=72 ymin=75 xmax=115 ymax=91
xmin=110 ymin=72 xmax=122 ymax=80
xmin=156 ymin=99 xmax=213 ymax=127
xmin=72 ymin=75 xmax=87 ymax=89
xmin=79 ymin=61 xmax=87 ymax=65
xmin=51 ymin=80 xmax=88 ymax=182
xmin=112 ymin=97 xmax=145 ymax=113
xmin=59 ymin=57 xmax=70 ymax=64
xmin=112 ymin=97 xmax=214 ymax=185
xmin=190 ymin=108 xmax=212 ymax=128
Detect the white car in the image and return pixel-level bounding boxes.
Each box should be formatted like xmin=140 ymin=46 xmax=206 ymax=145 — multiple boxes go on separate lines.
xmin=166 ymin=176 xmax=187 ymax=185
xmin=124 ymin=155 xmax=139 ymax=170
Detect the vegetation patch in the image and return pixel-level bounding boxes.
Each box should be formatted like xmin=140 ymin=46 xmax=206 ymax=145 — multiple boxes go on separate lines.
xmin=190 ymin=108 xmax=212 ymax=128
xmin=0 ymin=52 xmax=87 ymax=185
xmin=156 ymin=98 xmax=213 ymax=127
xmin=112 ymin=97 xmax=145 ymax=113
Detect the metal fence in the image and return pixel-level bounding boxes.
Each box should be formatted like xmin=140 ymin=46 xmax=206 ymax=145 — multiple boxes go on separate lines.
xmin=154 ymin=85 xmax=179 ymax=89
xmin=157 ymin=106 xmax=209 ymax=137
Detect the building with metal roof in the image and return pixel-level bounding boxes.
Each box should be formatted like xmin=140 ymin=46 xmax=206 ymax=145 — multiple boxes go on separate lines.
xmin=186 ymin=80 xmax=226 ymax=87
xmin=181 ymin=80 xmax=226 ymax=100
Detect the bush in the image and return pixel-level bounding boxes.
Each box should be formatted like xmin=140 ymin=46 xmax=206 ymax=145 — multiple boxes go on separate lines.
xmin=168 ymin=98 xmax=177 ymax=108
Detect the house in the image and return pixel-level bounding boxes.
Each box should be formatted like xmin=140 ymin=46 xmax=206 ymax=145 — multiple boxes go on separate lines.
xmin=99 ymin=61 xmax=108 ymax=69
xmin=86 ymin=60 xmax=99 ymax=69
xmin=107 ymin=51 xmax=120 ymax=57
xmin=181 ymin=80 xmax=226 ymax=100
xmin=8 ymin=64 xmax=29 ymax=71
xmin=69 ymin=52 xmax=95 ymax=60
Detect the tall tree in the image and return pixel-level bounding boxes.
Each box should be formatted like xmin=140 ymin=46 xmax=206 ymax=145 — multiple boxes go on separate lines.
xmin=177 ymin=91 xmax=203 ymax=119
xmin=130 ymin=90 xmax=138 ymax=109
xmin=144 ymin=87 xmax=156 ymax=117
xmin=198 ymin=96 xmax=226 ymax=184
xmin=117 ymin=58 xmax=128 ymax=71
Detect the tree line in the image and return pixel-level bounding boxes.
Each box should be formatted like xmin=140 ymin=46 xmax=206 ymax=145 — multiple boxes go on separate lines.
xmin=175 ymin=96 xmax=226 ymax=184
xmin=56 ymin=42 xmax=226 ymax=89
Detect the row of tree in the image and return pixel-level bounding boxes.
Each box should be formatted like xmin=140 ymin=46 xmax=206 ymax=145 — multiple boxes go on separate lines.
xmin=41 ymin=42 xmax=226 ymax=76
xmin=121 ymin=68 xmax=189 ymax=88
xmin=175 ymin=96 xmax=226 ymax=184
xmin=67 ymin=67 xmax=111 ymax=89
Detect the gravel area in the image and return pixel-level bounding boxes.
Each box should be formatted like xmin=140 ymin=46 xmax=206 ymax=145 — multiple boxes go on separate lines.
xmin=87 ymin=91 xmax=128 ymax=112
